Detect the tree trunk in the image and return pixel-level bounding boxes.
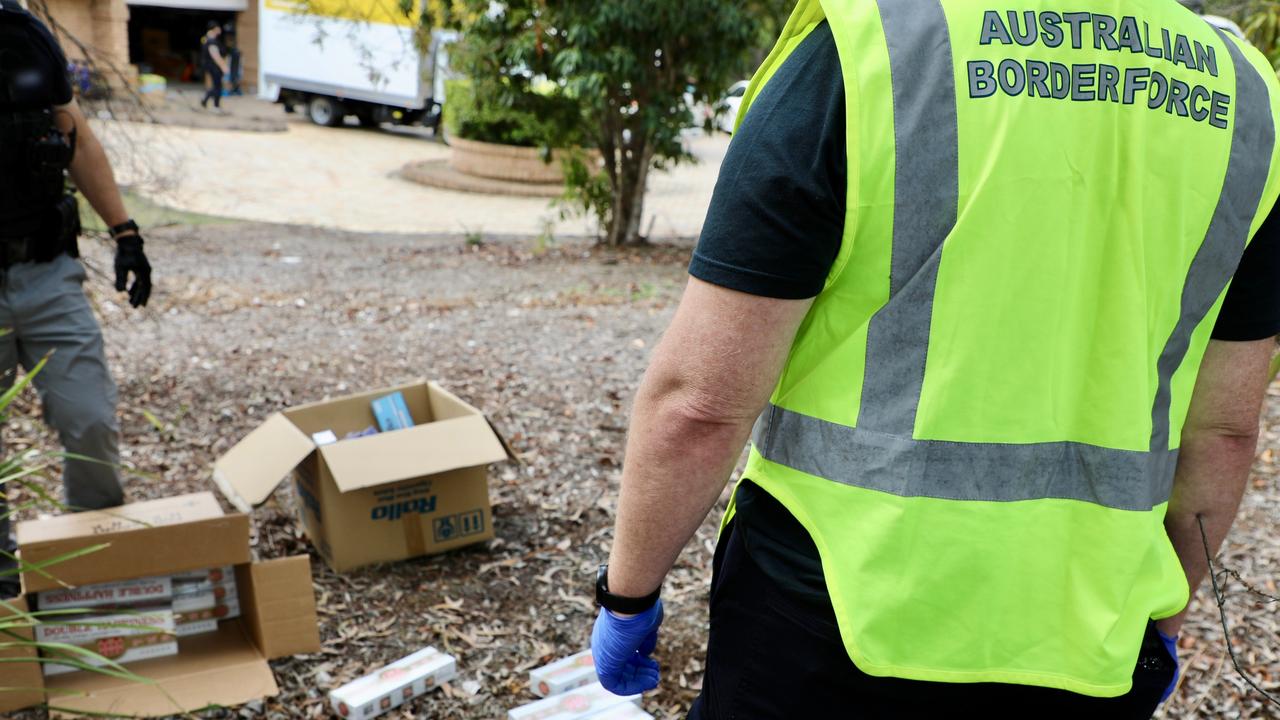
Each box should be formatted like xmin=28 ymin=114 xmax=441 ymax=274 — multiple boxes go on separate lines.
xmin=602 ymin=125 xmax=654 ymax=246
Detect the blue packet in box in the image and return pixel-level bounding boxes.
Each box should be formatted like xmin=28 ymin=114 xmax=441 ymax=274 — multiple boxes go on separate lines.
xmin=371 ymin=392 xmax=415 ymax=432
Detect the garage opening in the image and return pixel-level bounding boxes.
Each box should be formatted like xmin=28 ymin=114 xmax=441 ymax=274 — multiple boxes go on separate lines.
xmin=126 ymin=3 xmax=241 ymax=83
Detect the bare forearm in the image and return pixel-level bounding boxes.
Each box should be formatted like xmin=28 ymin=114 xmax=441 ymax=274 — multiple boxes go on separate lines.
xmin=1158 ymin=338 xmax=1276 ymax=636
xmin=603 ymin=278 xmax=814 ymax=600
xmin=1159 ymin=432 xmax=1257 ymax=634
xmin=606 ymin=389 xmax=754 ymax=598
xmin=69 ymin=129 xmax=129 ymax=229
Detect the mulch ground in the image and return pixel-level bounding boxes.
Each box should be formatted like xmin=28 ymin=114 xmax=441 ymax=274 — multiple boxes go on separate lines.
xmin=7 ymin=223 xmax=1280 ymax=718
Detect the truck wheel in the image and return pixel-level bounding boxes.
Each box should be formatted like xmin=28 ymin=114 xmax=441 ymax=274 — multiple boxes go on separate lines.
xmin=307 ymin=96 xmax=345 ymax=127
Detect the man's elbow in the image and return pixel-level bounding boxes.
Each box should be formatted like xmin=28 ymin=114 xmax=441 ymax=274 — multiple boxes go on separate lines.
xmin=1182 ymin=422 xmax=1262 ymax=459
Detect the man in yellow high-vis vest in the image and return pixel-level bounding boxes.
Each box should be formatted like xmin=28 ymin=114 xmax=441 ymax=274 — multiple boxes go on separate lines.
xmin=590 ymin=0 xmax=1280 ymax=716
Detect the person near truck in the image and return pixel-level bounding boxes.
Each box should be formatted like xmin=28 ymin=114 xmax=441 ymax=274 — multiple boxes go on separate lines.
xmin=589 ymin=1 xmax=1280 ymax=718
xmin=0 ymin=0 xmax=152 ymax=594
xmin=200 ymin=21 xmax=229 ymax=111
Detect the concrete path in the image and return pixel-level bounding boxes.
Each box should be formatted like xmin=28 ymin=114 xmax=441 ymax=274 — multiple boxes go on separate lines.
xmin=98 ymin=114 xmax=728 ymax=239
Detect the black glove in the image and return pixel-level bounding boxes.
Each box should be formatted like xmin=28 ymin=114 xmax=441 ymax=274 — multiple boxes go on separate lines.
xmin=114 ymin=235 xmax=152 ymax=308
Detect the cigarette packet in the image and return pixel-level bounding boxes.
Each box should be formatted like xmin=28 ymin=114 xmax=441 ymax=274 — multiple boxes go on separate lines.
xmin=507 ymin=682 xmax=641 ymax=720
xmin=329 ymin=646 xmax=457 ymax=720
xmin=171 ymin=566 xmax=234 ymax=585
xmin=530 ymin=650 xmax=597 ymax=697
xmin=38 ymin=576 xmax=172 ymax=611
xmin=36 ymin=608 xmax=177 ymax=676
xmin=371 ymin=392 xmax=414 ymax=432
xmin=174 ymin=593 xmax=241 ymax=636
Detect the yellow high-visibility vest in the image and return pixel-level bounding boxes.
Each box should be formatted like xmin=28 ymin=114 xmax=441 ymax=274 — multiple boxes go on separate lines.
xmin=734 ymin=0 xmax=1280 ymax=697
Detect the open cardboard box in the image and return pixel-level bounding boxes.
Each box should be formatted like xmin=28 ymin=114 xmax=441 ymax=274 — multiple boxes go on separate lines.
xmin=0 ymin=492 xmax=320 ymax=717
xmin=213 ymin=380 xmax=515 ymax=572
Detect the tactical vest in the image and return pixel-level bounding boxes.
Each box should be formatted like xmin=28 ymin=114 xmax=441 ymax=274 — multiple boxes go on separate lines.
xmin=0 ymin=0 xmax=74 ymax=235
xmin=734 ymin=0 xmax=1280 ymax=697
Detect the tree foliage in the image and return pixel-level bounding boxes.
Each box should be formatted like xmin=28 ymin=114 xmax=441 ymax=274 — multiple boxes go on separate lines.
xmin=447 ymin=1 xmax=765 ymax=244
xmin=1205 ymin=0 xmax=1280 ymax=68
xmin=555 ymin=1 xmax=759 ymax=245
xmin=445 ymin=2 xmax=589 ymax=150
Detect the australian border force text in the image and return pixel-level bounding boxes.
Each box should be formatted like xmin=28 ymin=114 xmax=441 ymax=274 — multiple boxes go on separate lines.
xmin=969 ymin=11 xmax=1230 ymax=129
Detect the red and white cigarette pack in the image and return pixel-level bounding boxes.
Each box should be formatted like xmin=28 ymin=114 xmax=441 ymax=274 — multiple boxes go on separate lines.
xmin=529 ymin=650 xmax=598 ymax=697
xmin=173 ymin=590 xmax=242 ymax=637
xmin=171 ymin=566 xmax=234 ymax=584
xmin=34 ymin=608 xmax=177 ymax=676
xmin=583 ymin=704 xmax=654 ymax=720
xmin=328 ymin=646 xmax=458 ymax=720
xmin=37 ymin=576 xmax=172 ymax=611
xmin=507 ymin=682 xmax=641 ymax=720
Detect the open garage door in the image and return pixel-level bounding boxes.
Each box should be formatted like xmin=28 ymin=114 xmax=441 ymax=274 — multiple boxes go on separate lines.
xmin=127 ymin=5 xmax=238 ymax=82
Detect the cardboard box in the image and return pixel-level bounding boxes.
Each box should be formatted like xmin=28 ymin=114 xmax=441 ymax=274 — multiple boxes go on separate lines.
xmin=214 ymin=381 xmax=515 ymax=572
xmin=507 ymin=682 xmax=641 ymax=720
xmin=530 ymin=649 xmax=597 ymax=697
xmin=0 ymin=492 xmax=321 ymax=717
xmin=328 ymin=646 xmax=457 ymax=719
xmin=36 ymin=608 xmax=178 ymax=676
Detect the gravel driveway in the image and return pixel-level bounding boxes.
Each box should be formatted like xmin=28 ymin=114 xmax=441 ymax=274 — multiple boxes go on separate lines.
xmin=95 ymin=116 xmax=728 ymax=239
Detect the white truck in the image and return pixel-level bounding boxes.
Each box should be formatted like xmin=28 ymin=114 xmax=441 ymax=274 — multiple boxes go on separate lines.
xmin=257 ymin=0 xmax=456 ymax=131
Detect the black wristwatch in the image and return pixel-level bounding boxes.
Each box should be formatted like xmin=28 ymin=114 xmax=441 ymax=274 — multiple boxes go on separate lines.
xmin=109 ymin=219 xmax=139 ymax=239
xmin=595 ymin=565 xmax=661 ymax=614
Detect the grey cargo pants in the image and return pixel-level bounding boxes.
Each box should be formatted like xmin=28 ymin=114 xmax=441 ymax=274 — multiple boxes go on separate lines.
xmin=0 ymin=254 xmax=123 ymax=548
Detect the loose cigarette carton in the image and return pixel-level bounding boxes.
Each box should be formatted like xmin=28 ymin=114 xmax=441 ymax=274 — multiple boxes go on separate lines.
xmin=38 ymin=575 xmax=173 ymax=611
xmin=507 ymin=682 xmax=641 ymax=720
xmin=529 ymin=650 xmax=597 ymax=697
xmin=0 ymin=492 xmax=321 ymax=717
xmin=328 ymin=646 xmax=457 ymax=720
xmin=214 ymin=381 xmax=516 ymax=572
xmin=584 ymin=705 xmax=654 ymax=720
xmin=36 ymin=608 xmax=178 ymax=677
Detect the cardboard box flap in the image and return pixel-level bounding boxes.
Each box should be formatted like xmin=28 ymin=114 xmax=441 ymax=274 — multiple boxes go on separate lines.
xmin=213 ymin=412 xmax=316 ymax=513
xmin=15 ymin=492 xmax=224 ymax=546
xmin=237 ymin=557 xmax=321 ymax=659
xmin=320 ymin=414 xmax=510 ymax=492
xmin=0 ymin=597 xmax=43 ymax=715
xmin=44 ymin=620 xmax=278 ymax=718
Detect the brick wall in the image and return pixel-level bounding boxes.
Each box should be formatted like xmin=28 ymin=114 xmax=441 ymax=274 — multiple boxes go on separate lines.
xmin=36 ymin=0 xmax=134 ymax=87
xmin=237 ymin=0 xmax=258 ymax=93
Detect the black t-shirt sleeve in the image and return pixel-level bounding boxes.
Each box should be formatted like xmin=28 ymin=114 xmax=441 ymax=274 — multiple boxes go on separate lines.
xmin=689 ymin=21 xmax=846 ymax=300
xmin=1213 ymin=199 xmax=1280 ymax=341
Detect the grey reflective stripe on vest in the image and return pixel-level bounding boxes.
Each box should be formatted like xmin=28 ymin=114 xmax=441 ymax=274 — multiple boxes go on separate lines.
xmin=857 ymin=0 xmax=959 ymax=436
xmin=753 ymin=22 xmax=1274 ymax=511
xmin=753 ymin=406 xmax=1180 ymax=511
xmin=1150 ymin=31 xmax=1275 ymax=455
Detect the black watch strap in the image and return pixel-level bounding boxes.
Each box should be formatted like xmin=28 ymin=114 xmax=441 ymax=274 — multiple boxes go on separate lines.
xmin=110 ymin=219 xmax=139 ymax=238
xmin=595 ymin=565 xmax=660 ymax=614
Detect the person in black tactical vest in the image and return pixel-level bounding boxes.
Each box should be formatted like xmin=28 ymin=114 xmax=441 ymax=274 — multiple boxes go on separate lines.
xmin=200 ymin=21 xmax=229 ymax=110
xmin=0 ymin=0 xmax=152 ymax=590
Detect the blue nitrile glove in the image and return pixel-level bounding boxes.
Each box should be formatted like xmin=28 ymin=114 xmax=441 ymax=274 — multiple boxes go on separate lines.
xmin=1157 ymin=629 xmax=1180 ymax=703
xmin=591 ymin=600 xmax=664 ymax=695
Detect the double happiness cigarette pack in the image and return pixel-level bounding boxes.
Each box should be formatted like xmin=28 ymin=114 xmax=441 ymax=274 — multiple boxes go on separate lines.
xmin=529 ymin=650 xmax=598 ymax=697
xmin=37 ymin=575 xmax=172 ymax=611
xmin=173 ymin=589 xmax=242 ymax=637
xmin=329 ymin=646 xmax=457 ymax=719
xmin=35 ymin=608 xmax=177 ymax=676
xmin=507 ymin=682 xmax=641 ymax=720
